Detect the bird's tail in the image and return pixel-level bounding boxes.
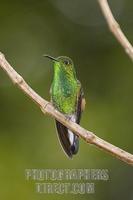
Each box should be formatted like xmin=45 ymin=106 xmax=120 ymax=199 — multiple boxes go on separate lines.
xmin=55 ymin=120 xmax=79 ymax=158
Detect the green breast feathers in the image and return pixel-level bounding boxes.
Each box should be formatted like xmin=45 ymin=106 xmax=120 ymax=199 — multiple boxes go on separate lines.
xmin=51 ymin=77 xmax=80 ymax=114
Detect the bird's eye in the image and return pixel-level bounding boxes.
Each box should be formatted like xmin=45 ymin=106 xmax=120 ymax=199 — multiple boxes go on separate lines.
xmin=64 ymin=60 xmax=69 ymax=65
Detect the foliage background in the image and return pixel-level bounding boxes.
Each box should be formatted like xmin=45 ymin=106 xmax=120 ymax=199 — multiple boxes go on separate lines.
xmin=0 ymin=0 xmax=133 ymax=199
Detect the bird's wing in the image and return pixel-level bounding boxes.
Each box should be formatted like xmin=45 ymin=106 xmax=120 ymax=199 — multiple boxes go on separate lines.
xmin=76 ymin=84 xmax=86 ymax=124
xmin=55 ymin=82 xmax=85 ymax=158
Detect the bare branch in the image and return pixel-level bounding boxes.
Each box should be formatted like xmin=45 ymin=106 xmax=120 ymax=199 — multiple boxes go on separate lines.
xmin=0 ymin=52 xmax=133 ymax=166
xmin=98 ymin=0 xmax=133 ymax=61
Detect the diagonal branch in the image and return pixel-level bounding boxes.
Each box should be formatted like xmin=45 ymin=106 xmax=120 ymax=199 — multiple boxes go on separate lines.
xmin=0 ymin=52 xmax=133 ymax=166
xmin=98 ymin=0 xmax=133 ymax=61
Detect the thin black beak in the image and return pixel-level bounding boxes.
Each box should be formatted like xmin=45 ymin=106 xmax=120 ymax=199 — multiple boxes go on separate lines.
xmin=43 ymin=55 xmax=58 ymax=62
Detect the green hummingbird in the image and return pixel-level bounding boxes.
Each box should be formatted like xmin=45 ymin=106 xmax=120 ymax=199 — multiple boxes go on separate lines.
xmin=44 ymin=55 xmax=86 ymax=158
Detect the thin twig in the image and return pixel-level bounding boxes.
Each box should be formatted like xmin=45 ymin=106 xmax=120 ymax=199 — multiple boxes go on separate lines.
xmin=98 ymin=0 xmax=133 ymax=61
xmin=0 ymin=52 xmax=133 ymax=166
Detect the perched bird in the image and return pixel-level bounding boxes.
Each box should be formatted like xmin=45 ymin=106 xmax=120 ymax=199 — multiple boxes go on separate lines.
xmin=44 ymin=55 xmax=85 ymax=158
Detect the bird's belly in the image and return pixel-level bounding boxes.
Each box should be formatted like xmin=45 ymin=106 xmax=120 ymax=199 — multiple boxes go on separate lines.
xmin=52 ymin=90 xmax=77 ymax=114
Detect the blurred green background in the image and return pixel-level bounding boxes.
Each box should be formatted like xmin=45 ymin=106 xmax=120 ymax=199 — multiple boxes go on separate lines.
xmin=0 ymin=0 xmax=133 ymax=199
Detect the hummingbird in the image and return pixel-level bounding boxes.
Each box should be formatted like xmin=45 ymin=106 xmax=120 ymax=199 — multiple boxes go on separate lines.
xmin=44 ymin=55 xmax=86 ymax=158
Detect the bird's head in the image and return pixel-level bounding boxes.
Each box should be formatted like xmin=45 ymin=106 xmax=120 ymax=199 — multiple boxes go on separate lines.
xmin=44 ymin=55 xmax=76 ymax=77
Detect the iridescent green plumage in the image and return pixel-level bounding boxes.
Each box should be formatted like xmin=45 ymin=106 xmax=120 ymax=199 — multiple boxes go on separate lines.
xmin=51 ymin=57 xmax=81 ymax=114
xmin=45 ymin=55 xmax=85 ymax=158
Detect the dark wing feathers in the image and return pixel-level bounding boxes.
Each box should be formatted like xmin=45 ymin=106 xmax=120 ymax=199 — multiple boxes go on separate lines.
xmin=55 ymin=120 xmax=73 ymax=158
xmin=76 ymin=87 xmax=84 ymax=124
